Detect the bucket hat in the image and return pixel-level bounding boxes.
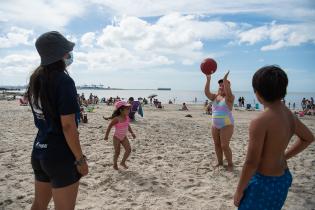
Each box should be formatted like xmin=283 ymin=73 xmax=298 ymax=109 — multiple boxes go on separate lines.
xmin=35 ymin=31 xmax=75 ymax=65
xmin=115 ymin=101 xmax=131 ymax=110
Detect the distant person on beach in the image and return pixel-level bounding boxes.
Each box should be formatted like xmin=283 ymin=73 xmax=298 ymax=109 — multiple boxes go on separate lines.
xmin=104 ymin=101 xmax=136 ymax=170
xmin=157 ymin=101 xmax=163 ymax=109
xmin=89 ymin=93 xmax=93 ymax=103
xmin=301 ymin=98 xmax=306 ymax=110
xmin=206 ymin=103 xmax=212 ymax=115
xmin=180 ymin=103 xmax=189 ymax=111
xmin=27 ymin=31 xmax=88 ymax=210
xmin=81 ymin=93 xmax=85 ymax=100
xmin=204 ymin=99 xmax=209 ymax=107
xmin=234 ymin=65 xmax=314 ymax=209
xmin=204 ymin=100 xmax=212 ymax=115
xmin=204 ymin=71 xmax=235 ymax=171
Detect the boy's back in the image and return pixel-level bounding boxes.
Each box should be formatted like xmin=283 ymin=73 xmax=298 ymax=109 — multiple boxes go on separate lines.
xmin=234 ymin=65 xmax=314 ymax=210
xmin=255 ymin=103 xmax=295 ymax=176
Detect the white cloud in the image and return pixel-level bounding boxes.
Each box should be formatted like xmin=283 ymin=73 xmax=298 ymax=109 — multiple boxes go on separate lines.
xmin=90 ymin=0 xmax=315 ymax=21
xmin=0 ymin=0 xmax=87 ymax=29
xmin=80 ymin=13 xmax=238 ymax=71
xmin=0 ymin=27 xmax=33 ymax=48
xmin=73 ymin=49 xmax=174 ymax=74
xmin=238 ymin=25 xmax=269 ymax=45
xmin=80 ymin=32 xmax=96 ymax=47
xmin=238 ymin=22 xmax=315 ymax=51
xmin=0 ymin=52 xmax=39 ymax=84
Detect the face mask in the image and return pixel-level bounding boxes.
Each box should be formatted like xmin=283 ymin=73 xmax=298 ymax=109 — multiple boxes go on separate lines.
xmin=64 ymin=51 xmax=73 ymax=66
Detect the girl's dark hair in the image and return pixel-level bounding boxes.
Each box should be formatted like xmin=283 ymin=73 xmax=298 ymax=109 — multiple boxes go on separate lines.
xmin=27 ymin=60 xmax=67 ymax=123
xmin=103 ymin=106 xmax=126 ymax=120
xmin=218 ymin=79 xmax=223 ymax=84
xmin=252 ymin=65 xmax=288 ymax=102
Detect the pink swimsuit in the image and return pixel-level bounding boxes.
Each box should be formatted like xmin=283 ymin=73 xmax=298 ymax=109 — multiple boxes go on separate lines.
xmin=114 ymin=117 xmax=130 ymax=141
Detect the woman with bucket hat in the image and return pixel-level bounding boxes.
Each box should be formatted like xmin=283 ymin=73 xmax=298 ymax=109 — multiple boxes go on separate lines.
xmin=27 ymin=31 xmax=88 ymax=210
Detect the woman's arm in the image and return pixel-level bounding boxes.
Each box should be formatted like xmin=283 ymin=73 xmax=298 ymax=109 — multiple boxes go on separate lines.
xmin=223 ymin=71 xmax=234 ymax=103
xmin=61 ymin=114 xmax=88 ymax=176
xmin=204 ymin=74 xmax=216 ymax=101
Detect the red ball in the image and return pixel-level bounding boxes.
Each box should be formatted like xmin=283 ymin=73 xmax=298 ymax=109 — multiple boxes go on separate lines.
xmin=200 ymin=58 xmax=217 ymax=75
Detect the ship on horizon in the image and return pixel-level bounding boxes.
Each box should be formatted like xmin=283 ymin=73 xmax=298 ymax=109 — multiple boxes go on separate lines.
xmin=77 ymin=84 xmax=108 ymax=90
xmin=157 ymin=88 xmax=171 ymax=91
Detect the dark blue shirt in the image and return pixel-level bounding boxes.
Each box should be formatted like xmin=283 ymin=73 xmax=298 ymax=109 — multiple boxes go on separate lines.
xmin=31 ymin=72 xmax=79 ymax=160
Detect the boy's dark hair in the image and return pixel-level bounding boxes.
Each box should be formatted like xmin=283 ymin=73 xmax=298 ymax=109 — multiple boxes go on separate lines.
xmin=218 ymin=79 xmax=223 ymax=84
xmin=252 ymin=65 xmax=288 ymax=102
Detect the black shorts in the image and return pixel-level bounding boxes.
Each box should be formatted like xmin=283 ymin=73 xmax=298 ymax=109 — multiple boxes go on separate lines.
xmin=31 ymin=156 xmax=81 ymax=188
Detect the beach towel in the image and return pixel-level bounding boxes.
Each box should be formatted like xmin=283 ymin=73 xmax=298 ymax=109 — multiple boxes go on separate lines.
xmin=138 ymin=104 xmax=144 ymax=117
xmin=129 ymin=101 xmax=143 ymax=120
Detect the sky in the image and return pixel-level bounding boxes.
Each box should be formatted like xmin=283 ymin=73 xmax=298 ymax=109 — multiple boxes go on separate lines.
xmin=0 ymin=0 xmax=315 ymax=92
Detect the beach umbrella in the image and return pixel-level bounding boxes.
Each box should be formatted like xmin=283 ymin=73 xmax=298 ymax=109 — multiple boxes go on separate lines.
xmin=148 ymin=94 xmax=157 ymax=98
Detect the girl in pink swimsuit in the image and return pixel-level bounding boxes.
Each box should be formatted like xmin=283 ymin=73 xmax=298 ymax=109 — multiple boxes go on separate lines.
xmin=104 ymin=101 xmax=136 ymax=170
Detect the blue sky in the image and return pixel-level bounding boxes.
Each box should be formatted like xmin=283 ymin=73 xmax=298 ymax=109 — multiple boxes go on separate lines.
xmin=0 ymin=0 xmax=315 ymax=92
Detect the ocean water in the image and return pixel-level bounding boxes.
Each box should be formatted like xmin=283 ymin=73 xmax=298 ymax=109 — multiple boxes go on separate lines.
xmin=77 ymin=89 xmax=314 ymax=109
xmin=8 ymin=88 xmax=314 ymax=109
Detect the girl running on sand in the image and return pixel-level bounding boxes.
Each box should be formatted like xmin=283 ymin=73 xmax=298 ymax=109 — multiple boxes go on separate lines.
xmin=104 ymin=101 xmax=136 ymax=170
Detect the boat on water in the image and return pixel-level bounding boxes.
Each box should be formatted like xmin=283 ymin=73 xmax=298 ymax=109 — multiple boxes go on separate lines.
xmin=157 ymin=88 xmax=171 ymax=91
xmin=77 ymin=84 xmax=107 ymax=90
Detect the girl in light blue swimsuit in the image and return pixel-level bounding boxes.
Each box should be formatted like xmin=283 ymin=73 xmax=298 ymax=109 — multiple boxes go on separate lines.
xmin=204 ymin=71 xmax=235 ymax=171
xmin=212 ymin=98 xmax=234 ymax=129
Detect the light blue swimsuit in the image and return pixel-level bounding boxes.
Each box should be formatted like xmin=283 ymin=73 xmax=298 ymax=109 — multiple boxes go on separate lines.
xmin=211 ymin=99 xmax=234 ymax=129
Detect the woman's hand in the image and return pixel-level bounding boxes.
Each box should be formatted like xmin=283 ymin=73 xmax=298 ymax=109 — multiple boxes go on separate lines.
xmin=223 ymin=70 xmax=230 ymax=80
xmin=76 ymin=161 xmax=89 ymax=176
xmin=233 ymin=190 xmax=244 ymax=207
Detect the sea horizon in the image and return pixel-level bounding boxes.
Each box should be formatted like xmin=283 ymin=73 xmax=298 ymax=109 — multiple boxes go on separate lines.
xmin=2 ymin=87 xmax=314 ymax=110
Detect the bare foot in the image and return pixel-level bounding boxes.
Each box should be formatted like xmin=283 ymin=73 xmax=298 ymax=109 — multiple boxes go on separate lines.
xmin=113 ymin=164 xmax=119 ymax=170
xmin=120 ymin=162 xmax=128 ymax=169
xmin=213 ymin=162 xmax=223 ymax=168
xmin=227 ymin=164 xmax=234 ymax=172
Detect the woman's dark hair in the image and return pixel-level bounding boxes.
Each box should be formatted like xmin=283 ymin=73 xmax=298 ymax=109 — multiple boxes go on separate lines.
xmin=27 ymin=60 xmax=67 ymax=122
xmin=103 ymin=106 xmax=126 ymax=120
xmin=252 ymin=65 xmax=288 ymax=102
xmin=218 ymin=79 xmax=223 ymax=84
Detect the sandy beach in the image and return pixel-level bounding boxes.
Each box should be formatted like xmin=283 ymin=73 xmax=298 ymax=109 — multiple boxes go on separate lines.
xmin=0 ymin=100 xmax=314 ymax=210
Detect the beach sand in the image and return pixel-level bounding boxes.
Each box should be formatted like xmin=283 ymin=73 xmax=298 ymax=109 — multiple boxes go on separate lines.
xmin=1 ymin=100 xmax=314 ymax=210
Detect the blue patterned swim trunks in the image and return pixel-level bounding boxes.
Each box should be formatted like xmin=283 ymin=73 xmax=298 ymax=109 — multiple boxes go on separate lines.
xmin=239 ymin=169 xmax=292 ymax=210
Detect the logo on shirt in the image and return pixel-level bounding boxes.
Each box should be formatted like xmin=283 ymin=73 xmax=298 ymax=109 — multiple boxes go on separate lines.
xmin=31 ymin=98 xmax=46 ymax=120
xmin=35 ymin=142 xmax=47 ymax=149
